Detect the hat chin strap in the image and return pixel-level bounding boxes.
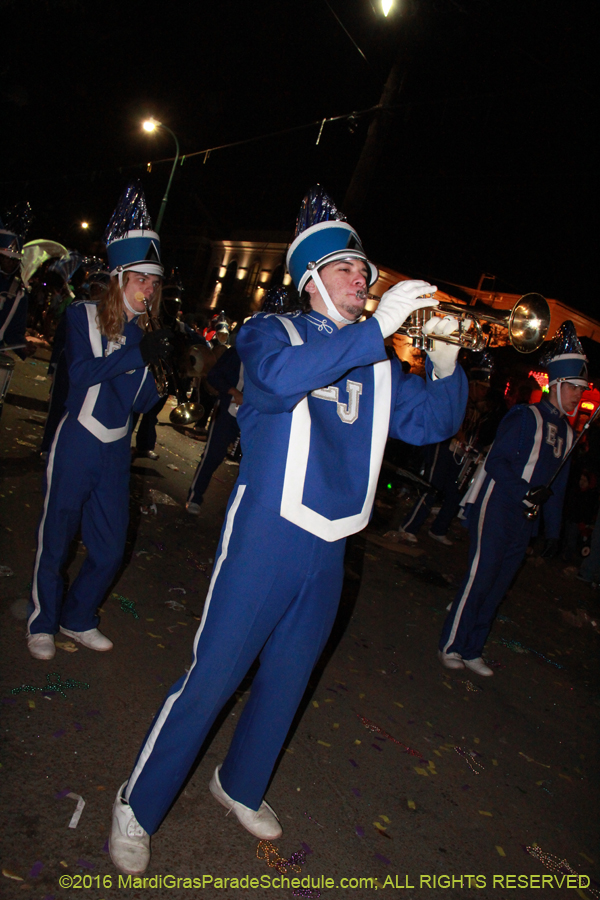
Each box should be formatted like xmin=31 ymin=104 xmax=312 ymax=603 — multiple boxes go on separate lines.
xmin=556 ymin=381 xmax=578 ymax=418
xmin=309 ymin=267 xmax=347 ymax=324
xmin=122 ymin=294 xmax=142 ymax=317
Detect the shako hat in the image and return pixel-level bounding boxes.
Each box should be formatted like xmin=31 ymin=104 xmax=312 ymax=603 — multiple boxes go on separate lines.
xmin=104 ymin=181 xmax=163 ymax=278
xmin=286 ymin=186 xmax=378 ymax=293
xmin=540 ymin=320 xmax=588 ymax=388
xmin=261 ymin=285 xmax=290 ymax=314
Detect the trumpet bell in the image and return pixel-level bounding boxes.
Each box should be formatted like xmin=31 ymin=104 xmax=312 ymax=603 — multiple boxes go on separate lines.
xmin=169 ymin=402 xmax=204 ymax=426
xmin=507 ymin=293 xmax=550 ymax=354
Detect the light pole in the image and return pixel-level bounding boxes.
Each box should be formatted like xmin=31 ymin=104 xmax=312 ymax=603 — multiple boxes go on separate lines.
xmin=342 ymin=2 xmax=408 ymax=221
xmin=142 ymin=118 xmax=180 ymax=233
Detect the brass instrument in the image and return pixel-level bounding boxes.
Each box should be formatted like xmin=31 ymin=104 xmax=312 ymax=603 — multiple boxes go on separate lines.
xmin=357 ymin=290 xmax=550 ymax=354
xmin=141 ymin=295 xmax=171 ymax=396
xmin=139 ymin=294 xmax=203 ymax=424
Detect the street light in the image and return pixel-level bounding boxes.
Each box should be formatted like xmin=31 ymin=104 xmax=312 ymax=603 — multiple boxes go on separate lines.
xmin=381 ymin=0 xmax=394 ymax=15
xmin=142 ymin=117 xmax=180 ymax=233
xmin=81 ymin=221 xmax=90 ymax=230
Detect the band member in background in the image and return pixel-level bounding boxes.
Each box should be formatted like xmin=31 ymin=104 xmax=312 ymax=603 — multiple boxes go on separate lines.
xmin=186 ymin=344 xmax=242 ymax=513
xmin=26 ymin=182 xmax=171 ymax=661
xmin=109 ymin=185 xmax=468 ymax=876
xmin=438 ymin=321 xmax=587 ymax=676
xmin=185 ymin=288 xmax=291 ymax=513
xmin=397 ymin=351 xmax=505 ymax=545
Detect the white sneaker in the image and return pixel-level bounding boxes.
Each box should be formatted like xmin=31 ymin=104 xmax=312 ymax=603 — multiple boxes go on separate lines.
xmin=428 ymin=531 xmax=453 ymax=546
xmin=109 ymin=782 xmax=150 ymax=875
xmin=59 ymin=627 xmax=113 ymax=651
xmin=399 ymin=527 xmax=418 ymax=544
xmin=463 ymin=657 xmax=494 ymax=677
xmin=437 ymin=650 xmax=464 ymax=670
xmin=186 ymin=501 xmax=202 ymax=516
xmin=27 ymin=633 xmax=56 ymax=660
xmin=209 ymin=765 xmax=282 ymax=840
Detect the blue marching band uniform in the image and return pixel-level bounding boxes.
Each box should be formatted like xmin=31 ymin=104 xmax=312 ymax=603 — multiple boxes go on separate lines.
xmin=28 ymin=303 xmax=159 ymax=636
xmin=27 ymin=183 xmax=163 ymax=657
xmin=109 ymin=186 xmax=468 ymax=875
xmin=438 ymin=321 xmax=588 ymax=676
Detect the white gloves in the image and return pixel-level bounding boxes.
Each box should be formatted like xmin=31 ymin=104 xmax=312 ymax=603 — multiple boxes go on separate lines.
xmin=423 ymin=315 xmax=462 ymax=379
xmin=372 ymin=279 xmax=438 ymax=340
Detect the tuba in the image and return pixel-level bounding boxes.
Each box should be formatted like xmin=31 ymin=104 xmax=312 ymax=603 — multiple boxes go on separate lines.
xmin=139 ymin=294 xmax=203 ymax=424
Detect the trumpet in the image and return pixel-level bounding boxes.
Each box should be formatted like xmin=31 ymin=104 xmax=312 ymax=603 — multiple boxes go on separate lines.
xmin=357 ymin=290 xmax=550 ymax=354
xmin=140 ymin=294 xmax=171 ymax=396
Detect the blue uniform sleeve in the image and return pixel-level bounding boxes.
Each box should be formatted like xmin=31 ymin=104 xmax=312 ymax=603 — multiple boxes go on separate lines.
xmin=132 ymin=371 xmax=161 ymax=415
xmin=236 ymin=314 xmax=386 ymax=413
xmin=66 ymin=304 xmax=146 ymax=388
xmin=389 ymin=360 xmax=468 ymax=446
xmin=484 ymin=406 xmax=534 ymax=502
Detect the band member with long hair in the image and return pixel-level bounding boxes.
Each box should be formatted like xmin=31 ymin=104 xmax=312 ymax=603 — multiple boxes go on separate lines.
xmin=27 ymin=183 xmax=171 ymax=661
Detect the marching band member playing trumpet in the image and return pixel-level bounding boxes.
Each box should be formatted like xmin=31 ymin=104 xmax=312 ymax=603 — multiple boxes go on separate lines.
xmin=438 ymin=321 xmax=587 ymax=677
xmin=27 ymin=183 xmax=170 ymax=661
xmin=108 ymin=186 xmax=467 ymax=876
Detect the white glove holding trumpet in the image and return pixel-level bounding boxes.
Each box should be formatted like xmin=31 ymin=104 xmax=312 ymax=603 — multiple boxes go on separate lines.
xmin=423 ymin=315 xmax=468 ymax=379
xmin=372 ymin=279 xmax=438 ymax=340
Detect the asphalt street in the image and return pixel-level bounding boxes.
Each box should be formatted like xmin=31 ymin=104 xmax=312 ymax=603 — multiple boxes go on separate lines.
xmin=1 ymin=350 xmax=599 ymax=900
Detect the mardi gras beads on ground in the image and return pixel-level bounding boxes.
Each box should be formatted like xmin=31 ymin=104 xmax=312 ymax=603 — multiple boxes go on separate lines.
xmin=498 ymin=637 xmax=563 ymax=668
xmin=455 ymin=746 xmax=484 ymax=774
xmin=256 ymin=840 xmax=305 ymax=874
xmin=356 ymin=713 xmax=421 ymax=757
xmin=526 ymin=846 xmax=598 ymax=897
xmin=11 ymin=673 xmax=90 ymax=700
xmin=113 ymin=593 xmax=140 ymax=619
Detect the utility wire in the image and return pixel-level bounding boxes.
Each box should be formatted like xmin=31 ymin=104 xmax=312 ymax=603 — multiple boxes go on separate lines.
xmin=321 ymin=0 xmax=371 ymax=67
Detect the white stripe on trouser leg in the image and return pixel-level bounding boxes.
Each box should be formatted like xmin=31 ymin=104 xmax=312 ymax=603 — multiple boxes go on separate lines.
xmin=403 ymin=444 xmax=439 ymax=532
xmin=28 ymin=412 xmax=69 ymax=634
xmin=442 ymin=480 xmax=494 ymax=654
xmin=125 ymin=483 xmax=247 ymax=800
xmin=403 ymin=495 xmax=427 ymax=531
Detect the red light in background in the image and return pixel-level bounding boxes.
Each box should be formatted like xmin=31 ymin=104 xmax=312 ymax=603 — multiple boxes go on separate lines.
xmin=529 ymin=370 xmax=548 ymax=390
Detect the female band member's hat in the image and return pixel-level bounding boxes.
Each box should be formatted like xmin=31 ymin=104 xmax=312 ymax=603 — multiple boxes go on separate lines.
xmin=540 ymin=320 xmax=588 ymax=388
xmin=104 ymin=181 xmax=163 ymax=278
xmin=286 ymin=185 xmax=378 ymax=292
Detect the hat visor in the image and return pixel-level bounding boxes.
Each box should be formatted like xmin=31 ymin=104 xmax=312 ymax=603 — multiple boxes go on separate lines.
xmin=111 ymin=261 xmax=164 ymax=277
xmin=551 ymin=376 xmax=589 ymax=388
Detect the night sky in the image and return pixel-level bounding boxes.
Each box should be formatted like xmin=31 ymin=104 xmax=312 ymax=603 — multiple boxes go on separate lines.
xmin=1 ymin=0 xmax=596 ymax=314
